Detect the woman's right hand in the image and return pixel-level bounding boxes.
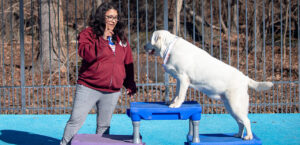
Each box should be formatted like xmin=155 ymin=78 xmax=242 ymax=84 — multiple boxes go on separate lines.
xmin=103 ymin=27 xmax=114 ymax=40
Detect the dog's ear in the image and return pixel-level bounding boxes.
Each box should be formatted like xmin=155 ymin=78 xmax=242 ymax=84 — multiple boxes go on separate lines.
xmin=154 ymin=35 xmax=160 ymax=42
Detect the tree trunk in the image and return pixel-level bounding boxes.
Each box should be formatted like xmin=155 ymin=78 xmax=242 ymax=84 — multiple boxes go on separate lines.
xmin=38 ymin=0 xmax=66 ymax=74
xmin=232 ymin=2 xmax=238 ymax=34
xmin=173 ymin=0 xmax=183 ymax=36
xmin=254 ymin=1 xmax=263 ymax=54
xmin=96 ymin=0 xmax=103 ymax=7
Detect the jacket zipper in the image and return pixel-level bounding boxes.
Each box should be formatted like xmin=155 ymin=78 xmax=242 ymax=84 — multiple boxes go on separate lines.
xmin=109 ymin=49 xmax=116 ymax=88
xmin=108 ymin=37 xmax=117 ymax=89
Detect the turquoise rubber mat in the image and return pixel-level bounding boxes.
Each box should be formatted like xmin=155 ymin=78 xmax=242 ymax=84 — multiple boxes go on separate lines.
xmin=0 ymin=114 xmax=299 ymax=145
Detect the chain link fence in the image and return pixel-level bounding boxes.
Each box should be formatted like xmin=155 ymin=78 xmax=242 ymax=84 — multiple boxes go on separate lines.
xmin=0 ymin=0 xmax=299 ymax=114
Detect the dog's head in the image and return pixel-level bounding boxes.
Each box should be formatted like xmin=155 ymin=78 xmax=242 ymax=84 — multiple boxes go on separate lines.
xmin=144 ymin=30 xmax=174 ymax=57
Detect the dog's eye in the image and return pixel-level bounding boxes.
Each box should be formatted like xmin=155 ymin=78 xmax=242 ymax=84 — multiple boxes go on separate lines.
xmin=154 ymin=35 xmax=160 ymax=42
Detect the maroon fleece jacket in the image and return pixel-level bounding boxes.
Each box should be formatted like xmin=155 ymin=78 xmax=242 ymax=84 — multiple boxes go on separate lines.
xmin=77 ymin=27 xmax=136 ymax=93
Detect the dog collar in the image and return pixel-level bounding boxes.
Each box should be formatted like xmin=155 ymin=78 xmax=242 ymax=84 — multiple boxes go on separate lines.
xmin=163 ymin=36 xmax=178 ymax=66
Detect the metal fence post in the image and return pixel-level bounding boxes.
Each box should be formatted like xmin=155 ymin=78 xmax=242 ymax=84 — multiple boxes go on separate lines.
xmin=19 ymin=0 xmax=26 ymax=114
xmin=298 ymin=0 xmax=300 ymax=111
xmin=164 ymin=0 xmax=169 ymax=102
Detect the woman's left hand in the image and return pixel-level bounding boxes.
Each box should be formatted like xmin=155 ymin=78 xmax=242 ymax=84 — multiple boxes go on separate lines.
xmin=126 ymin=86 xmax=137 ymax=96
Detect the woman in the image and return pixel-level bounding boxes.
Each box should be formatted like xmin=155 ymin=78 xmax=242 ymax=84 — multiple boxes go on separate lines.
xmin=60 ymin=2 xmax=136 ymax=145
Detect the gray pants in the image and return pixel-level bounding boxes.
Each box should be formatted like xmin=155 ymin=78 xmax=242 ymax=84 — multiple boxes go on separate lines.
xmin=60 ymin=84 xmax=120 ymax=145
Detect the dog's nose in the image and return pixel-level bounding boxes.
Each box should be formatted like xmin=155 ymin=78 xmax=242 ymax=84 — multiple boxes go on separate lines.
xmin=144 ymin=43 xmax=152 ymax=51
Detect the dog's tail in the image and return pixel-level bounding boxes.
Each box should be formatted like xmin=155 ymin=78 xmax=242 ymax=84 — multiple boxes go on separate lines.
xmin=248 ymin=78 xmax=273 ymax=91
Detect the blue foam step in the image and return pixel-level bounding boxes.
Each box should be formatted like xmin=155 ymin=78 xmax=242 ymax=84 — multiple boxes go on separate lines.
xmin=186 ymin=133 xmax=262 ymax=145
xmin=127 ymin=101 xmax=202 ymax=121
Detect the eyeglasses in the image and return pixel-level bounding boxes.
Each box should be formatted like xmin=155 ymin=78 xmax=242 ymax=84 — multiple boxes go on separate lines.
xmin=105 ymin=15 xmax=119 ymax=22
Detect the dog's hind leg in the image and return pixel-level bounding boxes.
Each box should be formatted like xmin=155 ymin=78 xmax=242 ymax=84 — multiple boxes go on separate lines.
xmin=222 ymin=90 xmax=253 ymax=140
xmin=239 ymin=94 xmax=253 ymax=140
xmin=169 ymin=74 xmax=190 ymax=108
xmin=221 ymin=96 xmax=243 ymax=138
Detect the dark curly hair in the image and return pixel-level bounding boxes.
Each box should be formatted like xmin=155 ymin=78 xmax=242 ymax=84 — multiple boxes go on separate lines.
xmin=88 ymin=2 xmax=126 ymax=43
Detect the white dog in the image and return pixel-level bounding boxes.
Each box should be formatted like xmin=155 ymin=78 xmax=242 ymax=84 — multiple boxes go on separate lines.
xmin=144 ymin=30 xmax=273 ymax=140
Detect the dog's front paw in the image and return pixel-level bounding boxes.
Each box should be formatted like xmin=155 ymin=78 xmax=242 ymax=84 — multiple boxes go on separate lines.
xmin=169 ymin=101 xmax=182 ymax=108
xmin=243 ymin=134 xmax=253 ymax=140
xmin=168 ymin=96 xmax=184 ymax=108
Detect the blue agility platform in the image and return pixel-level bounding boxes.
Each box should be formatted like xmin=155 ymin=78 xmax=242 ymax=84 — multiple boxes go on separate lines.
xmin=127 ymin=101 xmax=202 ymax=144
xmin=127 ymin=101 xmax=202 ymax=121
xmin=186 ymin=133 xmax=262 ymax=145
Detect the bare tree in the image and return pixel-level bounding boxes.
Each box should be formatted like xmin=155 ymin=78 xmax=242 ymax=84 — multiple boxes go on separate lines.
xmin=96 ymin=0 xmax=103 ymax=7
xmin=38 ymin=0 xmax=67 ymax=76
xmin=232 ymin=0 xmax=238 ymax=34
xmin=173 ymin=0 xmax=183 ymax=36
